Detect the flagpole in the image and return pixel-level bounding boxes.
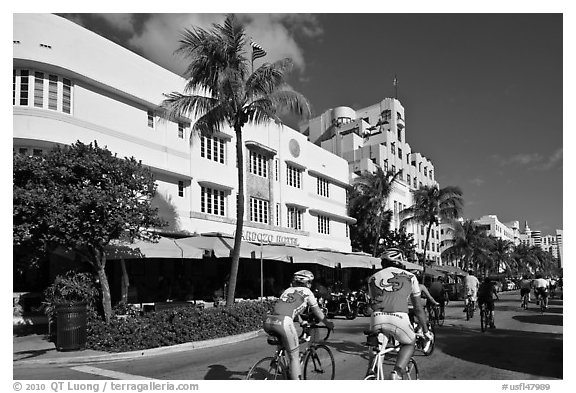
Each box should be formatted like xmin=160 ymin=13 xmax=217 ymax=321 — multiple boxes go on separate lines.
xmin=394 ymin=74 xmax=398 ymax=99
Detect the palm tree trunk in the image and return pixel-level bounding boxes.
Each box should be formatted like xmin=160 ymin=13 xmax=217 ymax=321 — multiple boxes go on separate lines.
xmin=422 ymin=223 xmax=433 ymax=275
xmin=372 ymin=211 xmax=385 ymax=257
xmin=227 ymin=125 xmax=245 ymax=307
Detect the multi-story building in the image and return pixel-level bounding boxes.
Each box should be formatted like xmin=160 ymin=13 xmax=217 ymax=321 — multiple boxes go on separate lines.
xmin=13 ymin=13 xmax=355 ymax=253
xmin=555 ymin=229 xmax=563 ymax=267
xmin=300 ymin=99 xmax=443 ymax=263
xmin=474 ymin=215 xmax=519 ymax=244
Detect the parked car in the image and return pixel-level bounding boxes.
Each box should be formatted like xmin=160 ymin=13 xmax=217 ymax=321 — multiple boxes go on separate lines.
xmin=504 ymin=280 xmax=516 ymax=291
xmin=492 ymin=280 xmax=503 ymax=292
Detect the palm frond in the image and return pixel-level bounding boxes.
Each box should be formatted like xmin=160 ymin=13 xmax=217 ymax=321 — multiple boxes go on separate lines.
xmin=160 ymin=93 xmax=219 ymax=121
xmin=247 ymin=58 xmax=294 ymax=97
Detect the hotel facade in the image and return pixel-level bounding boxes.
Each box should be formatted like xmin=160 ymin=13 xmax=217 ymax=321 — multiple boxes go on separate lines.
xmin=13 ymin=14 xmax=355 ymax=254
xmin=300 ymin=99 xmax=443 ymax=264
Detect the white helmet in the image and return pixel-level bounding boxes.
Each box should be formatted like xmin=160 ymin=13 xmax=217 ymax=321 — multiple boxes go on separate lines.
xmin=293 ymin=270 xmax=314 ymax=284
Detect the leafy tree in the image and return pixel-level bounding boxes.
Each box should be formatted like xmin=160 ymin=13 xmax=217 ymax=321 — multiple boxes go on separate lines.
xmin=401 ymin=185 xmax=463 ymax=272
xmin=160 ymin=15 xmax=310 ymax=306
xmin=349 ymin=167 xmax=402 ymax=256
xmin=379 ymin=228 xmax=417 ymax=262
xmin=13 ymin=141 xmax=166 ymax=321
xmin=486 ymin=237 xmax=514 ymax=276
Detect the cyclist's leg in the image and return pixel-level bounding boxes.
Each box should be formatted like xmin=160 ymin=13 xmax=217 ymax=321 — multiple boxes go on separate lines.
xmin=487 ymin=300 xmax=495 ymax=327
xmin=371 ymin=312 xmax=415 ymax=379
xmin=271 ymin=316 xmax=300 ymax=380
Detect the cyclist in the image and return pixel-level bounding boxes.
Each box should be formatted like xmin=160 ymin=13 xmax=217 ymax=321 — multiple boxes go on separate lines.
xmin=263 ymin=270 xmax=334 ymax=380
xmin=477 ymin=277 xmax=499 ymax=328
xmin=409 ymin=273 xmax=439 ymax=326
xmin=366 ymin=248 xmax=433 ymax=380
xmin=427 ymin=276 xmax=447 ymax=319
xmin=519 ymin=275 xmax=532 ymax=306
xmin=532 ymin=273 xmax=549 ymax=310
xmin=463 ymin=269 xmax=480 ymax=313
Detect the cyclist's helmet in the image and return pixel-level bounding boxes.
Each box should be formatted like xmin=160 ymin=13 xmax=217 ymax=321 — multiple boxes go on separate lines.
xmin=293 ymin=270 xmax=314 ymax=285
xmin=381 ymin=247 xmax=406 ymax=268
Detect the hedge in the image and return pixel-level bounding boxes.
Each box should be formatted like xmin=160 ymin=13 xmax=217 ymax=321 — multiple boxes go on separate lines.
xmin=86 ymin=300 xmax=274 ymax=352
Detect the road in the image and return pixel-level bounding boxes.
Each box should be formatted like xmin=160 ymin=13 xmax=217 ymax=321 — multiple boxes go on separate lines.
xmin=14 ymin=290 xmax=562 ymax=380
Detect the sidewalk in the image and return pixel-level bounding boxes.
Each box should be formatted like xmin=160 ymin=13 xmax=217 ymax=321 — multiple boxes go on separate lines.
xmin=13 ymin=323 xmax=262 ymax=367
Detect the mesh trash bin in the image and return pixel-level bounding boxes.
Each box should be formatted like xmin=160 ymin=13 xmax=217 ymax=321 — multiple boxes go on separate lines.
xmin=55 ymin=302 xmax=87 ymax=351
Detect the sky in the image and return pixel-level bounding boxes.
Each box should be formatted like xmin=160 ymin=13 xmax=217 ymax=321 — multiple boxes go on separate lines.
xmin=18 ymin=7 xmax=566 ymax=236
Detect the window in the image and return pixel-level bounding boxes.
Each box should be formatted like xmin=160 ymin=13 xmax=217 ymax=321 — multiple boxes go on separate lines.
xmin=33 ymin=149 xmax=42 ymax=157
xmin=18 ymin=148 xmax=28 ymax=155
xmin=275 ymin=159 xmax=279 ymax=181
xmin=178 ymin=123 xmax=185 ymax=139
xmin=250 ymin=197 xmax=269 ymax=224
xmin=383 ymin=160 xmax=388 ymax=172
xmin=392 ymin=165 xmax=396 ymax=173
xmin=429 ymin=170 xmax=433 ymax=180
xmin=276 ymin=203 xmax=281 ymax=226
xmin=201 ymin=186 xmax=226 ymax=216
xmin=346 ymin=224 xmax=349 ymax=238
xmin=287 ymin=206 xmax=303 ymax=230
xmin=249 ymin=151 xmax=268 ymax=178
xmin=406 ymin=154 xmax=410 ymax=164
xmin=286 ymin=164 xmax=302 ymax=188
xmin=62 ymin=78 xmax=71 ymax=114
xmin=391 ymin=143 xmax=396 ymax=155
xmin=421 ymin=240 xmax=425 ymax=249
xmin=398 ymin=148 xmax=402 ymax=160
xmin=19 ymin=70 xmax=29 ymax=106
xmin=419 ymin=181 xmax=423 ymax=188
xmin=317 ymin=177 xmax=329 ymax=197
xmin=407 ymin=174 xmax=411 ymax=185
xmin=178 ymin=181 xmax=184 ymax=197
xmin=15 ymin=69 xmax=75 ymax=114
xmin=318 ymin=215 xmax=330 ymax=234
xmin=397 ymin=128 xmax=402 ymax=142
xmin=147 ymin=110 xmax=154 ymax=128
xmin=397 ymin=112 xmax=403 ymax=121
xmin=418 ymin=162 xmax=422 ymax=172
xmin=34 ymin=72 xmax=43 ymax=107
xmin=424 ymin=167 xmax=428 ymax=176
xmin=200 ymin=135 xmax=226 ymax=164
xmin=413 ymin=178 xmax=417 ymax=188
xmin=421 ymin=225 xmax=424 ymax=236
xmin=382 ymin=109 xmax=392 ymax=121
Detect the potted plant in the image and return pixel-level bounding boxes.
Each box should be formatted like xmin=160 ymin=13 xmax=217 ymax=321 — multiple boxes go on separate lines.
xmin=43 ymin=271 xmax=99 ymax=351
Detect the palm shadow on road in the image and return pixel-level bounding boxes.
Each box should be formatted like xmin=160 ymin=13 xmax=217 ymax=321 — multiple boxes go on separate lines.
xmin=435 ymin=326 xmax=562 ymax=379
xmin=203 ymin=364 xmax=246 ymax=380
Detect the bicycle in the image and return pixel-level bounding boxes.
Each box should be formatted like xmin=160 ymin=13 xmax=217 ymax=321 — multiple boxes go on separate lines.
xmin=520 ymin=291 xmax=529 ymax=310
xmin=363 ymin=330 xmax=419 ymax=380
xmin=479 ymin=302 xmax=494 ymax=332
xmin=464 ymin=295 xmax=475 ymax=320
xmin=428 ymin=304 xmax=445 ymax=327
xmin=246 ymin=321 xmax=335 ymax=380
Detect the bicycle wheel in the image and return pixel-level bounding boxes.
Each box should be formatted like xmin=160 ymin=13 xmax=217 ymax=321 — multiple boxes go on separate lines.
xmin=405 ymin=358 xmax=419 ymax=380
xmin=438 ymin=307 xmax=445 ymax=326
xmin=246 ymin=357 xmax=286 ymax=380
xmin=465 ymin=304 xmax=471 ymax=320
xmin=303 ymin=344 xmax=335 ymax=380
xmin=428 ymin=309 xmax=436 ymax=327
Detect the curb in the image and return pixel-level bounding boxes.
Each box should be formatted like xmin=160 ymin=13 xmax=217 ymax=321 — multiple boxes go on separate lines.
xmin=14 ymin=329 xmax=263 ymax=367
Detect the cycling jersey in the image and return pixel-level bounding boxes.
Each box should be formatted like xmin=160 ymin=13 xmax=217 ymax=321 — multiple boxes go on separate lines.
xmin=519 ymin=279 xmax=532 ymax=289
xmin=368 ymin=267 xmax=420 ymax=313
xmin=477 ymin=282 xmax=497 ymax=301
xmin=273 ymin=286 xmax=319 ymax=319
xmin=532 ymin=278 xmax=549 ymax=289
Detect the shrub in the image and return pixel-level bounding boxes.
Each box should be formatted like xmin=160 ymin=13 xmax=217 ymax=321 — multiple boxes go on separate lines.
xmin=86 ymin=300 xmax=274 ymax=352
xmin=42 ymin=271 xmax=100 ymax=325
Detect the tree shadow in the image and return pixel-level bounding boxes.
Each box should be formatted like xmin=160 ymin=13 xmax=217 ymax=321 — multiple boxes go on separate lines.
xmin=512 ymin=315 xmax=563 ymax=326
xmin=324 ymin=339 xmax=371 ymax=361
xmin=203 ymin=364 xmax=246 ymax=380
xmin=435 ymin=326 xmax=562 ymax=379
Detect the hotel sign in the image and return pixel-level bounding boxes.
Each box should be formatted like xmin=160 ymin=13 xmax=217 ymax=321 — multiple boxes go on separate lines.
xmin=239 ymin=229 xmax=300 ymax=246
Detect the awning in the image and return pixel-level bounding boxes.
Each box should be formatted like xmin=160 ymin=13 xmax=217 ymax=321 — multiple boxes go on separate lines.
xmin=105 ymin=237 xmax=203 ymax=259
xmin=424 ymin=267 xmax=445 ymax=277
xmin=175 ymin=233 xmax=259 ymax=259
xmin=401 ymin=260 xmax=424 ymax=272
xmin=309 ymin=249 xmax=376 ymax=269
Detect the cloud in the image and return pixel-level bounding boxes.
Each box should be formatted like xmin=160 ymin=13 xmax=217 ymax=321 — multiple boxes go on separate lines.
xmin=492 ymin=148 xmax=562 ymax=171
xmin=469 ymin=177 xmax=485 ymax=186
xmin=90 ymin=13 xmax=323 ymax=76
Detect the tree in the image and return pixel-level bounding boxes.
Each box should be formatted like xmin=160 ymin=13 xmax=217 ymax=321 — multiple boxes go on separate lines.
xmin=349 ymin=167 xmax=402 ymax=256
xmin=160 ymin=15 xmax=310 ymax=306
xmin=379 ymin=228 xmax=417 ymax=262
xmin=401 ymin=185 xmax=463 ymax=271
xmin=13 ymin=141 xmax=166 ymax=321
xmin=441 ymin=220 xmax=489 ymax=271
xmin=487 ymin=237 xmax=514 ymax=276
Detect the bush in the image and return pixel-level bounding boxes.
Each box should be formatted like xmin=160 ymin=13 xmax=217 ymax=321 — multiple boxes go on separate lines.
xmin=86 ymin=300 xmax=274 ymax=352
xmin=42 ymin=271 xmax=100 ymax=325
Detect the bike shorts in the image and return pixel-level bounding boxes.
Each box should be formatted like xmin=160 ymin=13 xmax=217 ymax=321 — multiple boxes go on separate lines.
xmin=535 ymin=287 xmax=548 ymax=299
xmin=520 ymin=288 xmax=531 ymax=297
xmin=370 ymin=311 xmax=415 ymax=345
xmin=465 ymin=288 xmax=477 ymax=301
xmin=478 ymin=298 xmax=495 ymax=311
xmin=263 ymin=314 xmax=299 ymax=352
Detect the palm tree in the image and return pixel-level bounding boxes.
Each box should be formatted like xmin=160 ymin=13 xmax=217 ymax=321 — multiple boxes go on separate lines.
xmin=488 ymin=237 xmax=514 ymax=276
xmin=401 ymin=185 xmax=463 ymax=272
xmin=161 ymin=15 xmax=311 ymax=306
xmin=350 ymin=167 xmax=402 ymax=256
xmin=442 ymin=220 xmax=489 ymax=271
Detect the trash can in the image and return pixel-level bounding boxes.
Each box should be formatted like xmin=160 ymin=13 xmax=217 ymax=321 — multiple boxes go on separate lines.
xmin=55 ymin=302 xmax=87 ymax=351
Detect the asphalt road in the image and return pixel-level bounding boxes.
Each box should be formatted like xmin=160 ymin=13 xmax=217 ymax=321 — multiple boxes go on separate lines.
xmin=14 ymin=289 xmax=563 ymax=380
